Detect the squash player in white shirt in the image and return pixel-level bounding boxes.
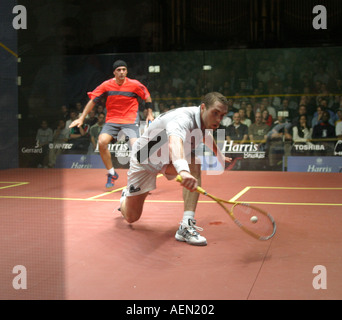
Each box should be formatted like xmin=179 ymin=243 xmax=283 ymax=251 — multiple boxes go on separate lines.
xmin=119 ymin=92 xmax=232 ymax=246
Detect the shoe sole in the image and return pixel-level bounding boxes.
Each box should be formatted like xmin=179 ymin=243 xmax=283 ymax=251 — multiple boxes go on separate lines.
xmin=175 ymin=233 xmax=207 ymax=246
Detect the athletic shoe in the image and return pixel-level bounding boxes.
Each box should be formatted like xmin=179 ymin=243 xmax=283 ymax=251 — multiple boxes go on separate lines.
xmin=175 ymin=218 xmax=207 ymax=246
xmin=106 ymin=172 xmax=119 ymax=188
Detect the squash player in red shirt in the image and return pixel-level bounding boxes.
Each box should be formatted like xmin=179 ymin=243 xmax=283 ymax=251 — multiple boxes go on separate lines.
xmin=69 ymin=60 xmax=154 ymax=188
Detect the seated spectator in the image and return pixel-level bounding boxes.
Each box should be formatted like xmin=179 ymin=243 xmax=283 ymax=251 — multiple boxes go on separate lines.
xmin=75 ymin=102 xmax=84 ymax=117
xmin=262 ymin=109 xmax=273 ymax=127
xmin=225 ymin=112 xmax=249 ymax=145
xmin=277 ymin=98 xmax=295 ymax=123
xmin=312 ymin=103 xmax=336 ymax=127
xmin=292 ymin=104 xmax=312 ymax=127
xmin=312 ymin=110 xmax=336 ymax=155
xmin=311 ymin=105 xmax=324 ymax=128
xmin=335 ymin=107 xmax=342 ymax=126
xmin=249 ymin=112 xmax=270 ymax=151
xmin=266 ymin=114 xmax=292 ymax=170
xmin=248 ymin=111 xmax=270 ymax=170
xmin=96 ymin=104 xmax=107 ymax=117
xmin=48 ymin=119 xmax=70 ymax=167
xmin=85 ymin=109 xmax=98 ymax=127
xmin=292 ymin=115 xmax=313 ymax=143
xmin=261 ymin=97 xmax=277 ymax=120
xmin=36 ymin=120 xmax=53 ymax=168
xmin=335 ymin=109 xmax=342 ymax=154
xmin=312 ymin=111 xmax=336 ymax=139
xmin=336 ymin=119 xmax=342 ymax=139
xmin=60 ymin=105 xmax=70 ymax=122
xmin=239 ymin=108 xmax=252 ymax=127
xmin=223 ymin=112 xmax=249 ymax=170
xmin=246 ymin=103 xmax=255 ymax=123
xmin=88 ymin=112 xmax=105 ymax=154
xmin=68 ymin=109 xmax=90 ymax=153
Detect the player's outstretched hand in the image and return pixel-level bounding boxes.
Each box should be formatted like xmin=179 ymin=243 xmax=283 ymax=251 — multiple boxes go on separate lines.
xmin=69 ymin=119 xmax=83 ymax=128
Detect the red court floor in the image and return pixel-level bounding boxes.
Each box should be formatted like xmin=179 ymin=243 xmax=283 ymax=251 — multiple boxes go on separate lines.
xmin=0 ymin=168 xmax=341 ymax=300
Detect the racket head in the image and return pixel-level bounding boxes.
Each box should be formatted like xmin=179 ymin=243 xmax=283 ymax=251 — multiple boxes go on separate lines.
xmin=229 ymin=202 xmax=276 ymax=241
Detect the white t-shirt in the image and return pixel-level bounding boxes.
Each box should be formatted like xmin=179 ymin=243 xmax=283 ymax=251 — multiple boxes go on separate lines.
xmin=132 ymin=106 xmax=203 ymax=172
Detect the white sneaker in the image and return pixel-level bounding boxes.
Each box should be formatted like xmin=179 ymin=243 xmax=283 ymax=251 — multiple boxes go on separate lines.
xmin=175 ymin=219 xmax=207 ymax=246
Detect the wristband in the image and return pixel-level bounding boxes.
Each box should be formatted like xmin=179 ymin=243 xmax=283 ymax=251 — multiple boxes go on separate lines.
xmin=173 ymin=159 xmax=190 ymax=174
xmin=145 ymin=101 xmax=153 ymax=110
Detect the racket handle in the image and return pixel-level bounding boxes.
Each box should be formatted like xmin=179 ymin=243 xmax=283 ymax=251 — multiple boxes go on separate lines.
xmin=175 ymin=175 xmax=206 ymax=195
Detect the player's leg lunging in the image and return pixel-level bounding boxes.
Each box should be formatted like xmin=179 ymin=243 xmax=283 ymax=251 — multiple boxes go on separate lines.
xmin=175 ymin=158 xmax=207 ymax=246
xmin=98 ymin=133 xmax=119 ymax=188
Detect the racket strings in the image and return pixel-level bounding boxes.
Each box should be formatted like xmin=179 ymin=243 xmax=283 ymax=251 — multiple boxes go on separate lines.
xmin=232 ymin=203 xmax=275 ymax=239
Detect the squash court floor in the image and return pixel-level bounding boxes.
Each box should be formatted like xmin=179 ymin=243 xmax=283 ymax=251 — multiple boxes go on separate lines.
xmin=1 ymin=168 xmax=341 ymax=301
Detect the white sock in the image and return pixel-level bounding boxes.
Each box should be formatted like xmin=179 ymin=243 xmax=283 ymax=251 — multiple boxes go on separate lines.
xmin=108 ymin=168 xmax=115 ymax=175
xmin=182 ymin=211 xmax=195 ymax=224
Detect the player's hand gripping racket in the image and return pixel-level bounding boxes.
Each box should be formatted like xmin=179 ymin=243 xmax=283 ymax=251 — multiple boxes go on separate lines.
xmin=176 ymin=175 xmax=276 ymax=241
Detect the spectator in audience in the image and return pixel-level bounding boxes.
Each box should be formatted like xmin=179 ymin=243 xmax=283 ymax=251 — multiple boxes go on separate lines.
xmin=248 ymin=111 xmax=270 ymax=170
xmin=312 ymin=111 xmax=336 ymax=141
xmin=336 ymin=118 xmax=342 ymax=139
xmin=224 ymin=112 xmax=249 ymax=170
xmin=68 ymin=109 xmax=90 ymax=153
xmin=88 ymin=112 xmax=106 ymax=154
xmin=36 ymin=120 xmax=53 ymax=168
xmin=60 ymin=105 xmax=70 ymax=122
xmin=292 ymin=104 xmax=313 ymax=127
xmin=335 ymin=107 xmax=342 ymax=126
xmin=239 ymin=108 xmax=252 ymax=127
xmin=96 ymin=104 xmax=107 ymax=117
xmin=262 ymin=109 xmax=273 ymax=127
xmin=85 ymin=109 xmax=98 ymax=127
xmin=319 ymin=98 xmax=337 ymax=123
xmin=277 ymin=98 xmax=295 ymax=123
xmin=292 ymin=115 xmax=313 ymax=144
xmin=225 ymin=112 xmax=249 ymax=145
xmin=266 ymin=113 xmax=292 ymax=170
xmin=311 ymin=105 xmax=324 ymax=128
xmin=48 ymin=119 xmax=70 ymax=168
xmin=75 ymin=102 xmax=84 ymax=117
xmin=312 ymin=110 xmax=336 ymax=155
xmin=245 ymin=103 xmax=255 ymax=123
xmin=249 ymin=112 xmax=270 ymax=150
xmin=257 ymin=97 xmax=276 ymax=120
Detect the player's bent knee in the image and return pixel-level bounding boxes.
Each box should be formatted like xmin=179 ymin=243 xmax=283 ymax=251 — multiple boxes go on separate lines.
xmin=122 ymin=193 xmax=147 ymax=223
xmin=124 ymin=210 xmax=142 ymax=224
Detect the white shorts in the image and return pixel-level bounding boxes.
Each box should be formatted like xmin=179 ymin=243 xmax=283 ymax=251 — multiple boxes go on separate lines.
xmin=126 ymin=151 xmax=198 ymax=197
xmin=125 ymin=157 xmax=177 ymax=197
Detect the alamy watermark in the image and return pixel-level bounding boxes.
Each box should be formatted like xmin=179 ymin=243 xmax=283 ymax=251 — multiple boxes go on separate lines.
xmin=11 ymin=5 xmax=327 ymax=31
xmin=12 ymin=265 xmax=27 ymax=290
xmin=12 ymin=5 xmax=27 ymax=30
xmin=312 ymin=265 xmax=327 ymax=290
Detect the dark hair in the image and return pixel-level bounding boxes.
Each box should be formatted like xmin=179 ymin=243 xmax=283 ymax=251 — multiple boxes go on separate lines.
xmin=202 ymin=92 xmax=228 ymax=109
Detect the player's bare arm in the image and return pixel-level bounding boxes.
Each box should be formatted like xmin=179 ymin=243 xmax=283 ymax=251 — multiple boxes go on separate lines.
xmin=145 ymin=96 xmax=154 ymax=123
xmin=69 ymin=100 xmax=96 ymax=128
xmin=169 ymin=135 xmax=197 ymax=192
